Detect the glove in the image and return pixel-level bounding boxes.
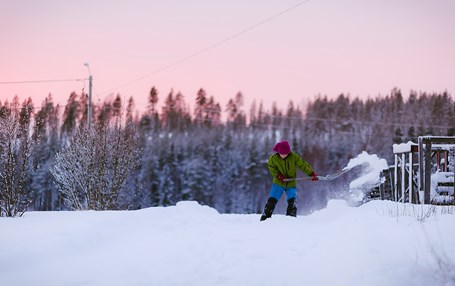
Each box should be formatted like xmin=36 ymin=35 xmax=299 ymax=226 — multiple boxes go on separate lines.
xmin=277 ymin=173 xmax=286 ymax=183
xmin=310 ymin=171 xmax=318 ymax=181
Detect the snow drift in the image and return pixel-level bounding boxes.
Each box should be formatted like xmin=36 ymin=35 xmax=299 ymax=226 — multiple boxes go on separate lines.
xmin=1 ymin=200 xmax=454 ymax=286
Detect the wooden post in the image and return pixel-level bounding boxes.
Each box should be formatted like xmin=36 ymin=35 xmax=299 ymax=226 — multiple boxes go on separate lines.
xmin=401 ymin=153 xmax=405 ymax=203
xmin=451 ymin=147 xmax=455 ymax=204
xmin=394 ymin=154 xmax=398 ymax=202
xmin=409 ymin=152 xmax=413 ymax=203
xmin=424 ymin=141 xmax=432 ymax=204
xmin=88 ymin=75 xmax=93 ymax=129
xmin=418 ymin=137 xmax=424 ymax=204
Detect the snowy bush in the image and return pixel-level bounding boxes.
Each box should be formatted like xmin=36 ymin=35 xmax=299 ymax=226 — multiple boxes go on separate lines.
xmin=51 ymin=122 xmax=140 ymax=210
xmin=0 ymin=100 xmax=34 ymax=217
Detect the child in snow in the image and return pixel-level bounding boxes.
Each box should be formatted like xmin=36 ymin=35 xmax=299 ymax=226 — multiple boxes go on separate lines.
xmin=260 ymin=140 xmax=318 ymax=221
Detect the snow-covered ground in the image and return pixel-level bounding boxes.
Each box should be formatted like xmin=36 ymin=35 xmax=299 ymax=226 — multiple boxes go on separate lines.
xmin=1 ymin=200 xmax=454 ymax=286
xmin=1 ymin=152 xmax=455 ymax=286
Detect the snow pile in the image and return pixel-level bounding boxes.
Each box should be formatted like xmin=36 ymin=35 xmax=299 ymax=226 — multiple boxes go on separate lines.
xmin=1 ymin=200 xmax=455 ymax=286
xmin=431 ymin=171 xmax=455 ymax=204
xmin=344 ymin=151 xmax=389 ymax=202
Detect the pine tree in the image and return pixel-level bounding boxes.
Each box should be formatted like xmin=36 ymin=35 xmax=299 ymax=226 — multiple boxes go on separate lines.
xmin=148 ymin=86 xmax=159 ymax=115
xmin=32 ymin=95 xmax=61 ymax=211
xmin=226 ymin=92 xmax=246 ymax=130
xmin=61 ymin=92 xmax=80 ymax=136
xmin=162 ymin=89 xmax=177 ymax=131
xmin=113 ymin=94 xmax=122 ymax=118
xmin=126 ymin=97 xmax=135 ymax=124
xmin=205 ymin=96 xmax=221 ymax=127
xmin=194 ymin=88 xmax=207 ymax=127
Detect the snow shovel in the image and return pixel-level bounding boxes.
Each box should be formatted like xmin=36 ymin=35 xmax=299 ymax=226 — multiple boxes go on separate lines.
xmin=283 ymin=168 xmax=351 ymax=182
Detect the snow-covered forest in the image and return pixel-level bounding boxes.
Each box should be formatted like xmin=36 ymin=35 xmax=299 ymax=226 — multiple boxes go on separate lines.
xmin=1 ymin=87 xmax=454 ymax=216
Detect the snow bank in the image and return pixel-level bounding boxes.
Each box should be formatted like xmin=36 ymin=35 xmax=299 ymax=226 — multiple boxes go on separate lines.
xmin=2 ymin=200 xmax=455 ymax=286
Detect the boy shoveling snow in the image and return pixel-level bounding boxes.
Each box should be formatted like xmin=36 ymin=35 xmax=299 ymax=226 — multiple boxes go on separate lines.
xmin=261 ymin=140 xmax=318 ymax=221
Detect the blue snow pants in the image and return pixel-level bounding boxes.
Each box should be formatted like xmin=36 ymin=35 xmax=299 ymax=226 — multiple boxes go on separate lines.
xmin=269 ymin=184 xmax=297 ymax=201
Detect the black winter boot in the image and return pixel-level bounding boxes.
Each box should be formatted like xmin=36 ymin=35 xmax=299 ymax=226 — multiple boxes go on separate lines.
xmin=286 ymin=198 xmax=297 ymax=217
xmin=260 ymin=198 xmax=277 ymax=221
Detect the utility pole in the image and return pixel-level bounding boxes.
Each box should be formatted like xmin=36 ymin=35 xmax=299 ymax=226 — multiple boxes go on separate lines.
xmin=84 ymin=63 xmax=93 ymax=129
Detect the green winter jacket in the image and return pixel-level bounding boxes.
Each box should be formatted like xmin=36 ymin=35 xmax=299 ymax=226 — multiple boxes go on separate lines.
xmin=268 ymin=152 xmax=314 ymax=188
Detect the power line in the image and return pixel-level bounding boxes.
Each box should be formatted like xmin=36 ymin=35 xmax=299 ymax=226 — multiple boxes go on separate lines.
xmin=2 ymin=1 xmax=310 ymax=102
xmin=0 ymin=78 xmax=87 ymax=84
xmin=101 ymin=0 xmax=311 ymax=95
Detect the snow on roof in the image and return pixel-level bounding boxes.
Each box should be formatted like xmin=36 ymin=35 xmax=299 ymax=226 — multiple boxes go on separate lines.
xmin=393 ymin=141 xmax=455 ymax=153
xmin=431 ymin=144 xmax=455 ymax=151
xmin=393 ymin=141 xmax=417 ymax=153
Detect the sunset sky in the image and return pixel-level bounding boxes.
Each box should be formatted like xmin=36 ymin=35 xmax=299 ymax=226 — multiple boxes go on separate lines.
xmin=1 ymin=0 xmax=455 ymax=115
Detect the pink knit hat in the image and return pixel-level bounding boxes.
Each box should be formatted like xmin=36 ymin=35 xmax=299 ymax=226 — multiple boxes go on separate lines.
xmin=273 ymin=140 xmax=291 ymax=155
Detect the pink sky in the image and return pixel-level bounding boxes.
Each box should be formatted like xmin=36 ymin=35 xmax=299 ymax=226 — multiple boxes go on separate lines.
xmin=1 ymin=0 xmax=455 ymax=115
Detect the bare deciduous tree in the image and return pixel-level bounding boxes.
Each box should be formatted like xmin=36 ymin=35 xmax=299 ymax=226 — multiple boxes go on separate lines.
xmin=0 ymin=99 xmax=34 ymax=217
xmin=51 ymin=120 xmax=140 ymax=210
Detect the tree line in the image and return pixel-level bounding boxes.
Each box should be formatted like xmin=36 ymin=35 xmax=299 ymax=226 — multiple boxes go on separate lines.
xmin=0 ymin=87 xmax=453 ymax=216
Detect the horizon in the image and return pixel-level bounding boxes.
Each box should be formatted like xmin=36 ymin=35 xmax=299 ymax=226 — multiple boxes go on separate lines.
xmin=0 ymin=86 xmax=452 ymax=120
xmin=0 ymin=86 xmax=452 ymax=123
